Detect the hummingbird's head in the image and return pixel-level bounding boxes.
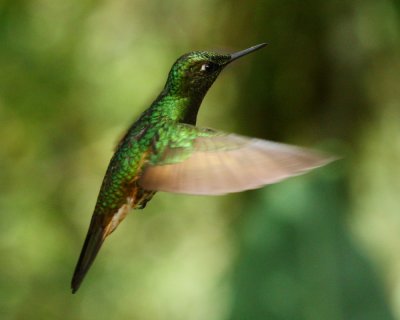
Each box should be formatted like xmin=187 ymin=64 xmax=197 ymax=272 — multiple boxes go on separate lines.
xmin=164 ymin=43 xmax=267 ymax=99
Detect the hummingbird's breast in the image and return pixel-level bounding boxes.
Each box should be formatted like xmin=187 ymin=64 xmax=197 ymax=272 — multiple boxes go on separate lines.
xmin=94 ymin=122 xmax=156 ymax=214
xmin=94 ymin=90 xmax=200 ymax=217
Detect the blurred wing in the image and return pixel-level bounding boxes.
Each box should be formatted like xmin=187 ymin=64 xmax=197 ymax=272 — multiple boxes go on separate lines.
xmin=139 ymin=126 xmax=335 ymax=195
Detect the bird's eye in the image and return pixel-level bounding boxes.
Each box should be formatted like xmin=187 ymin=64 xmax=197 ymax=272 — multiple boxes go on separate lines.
xmin=200 ymin=63 xmax=212 ymax=72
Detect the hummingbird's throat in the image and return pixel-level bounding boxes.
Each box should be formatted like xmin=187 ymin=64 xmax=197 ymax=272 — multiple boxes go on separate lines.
xmin=165 ymin=94 xmax=204 ymax=125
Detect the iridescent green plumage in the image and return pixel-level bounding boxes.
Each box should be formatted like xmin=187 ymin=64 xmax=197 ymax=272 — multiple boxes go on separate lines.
xmin=71 ymin=44 xmax=334 ymax=293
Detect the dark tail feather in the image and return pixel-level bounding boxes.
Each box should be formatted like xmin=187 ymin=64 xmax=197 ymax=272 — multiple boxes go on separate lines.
xmin=71 ymin=217 xmax=105 ymax=294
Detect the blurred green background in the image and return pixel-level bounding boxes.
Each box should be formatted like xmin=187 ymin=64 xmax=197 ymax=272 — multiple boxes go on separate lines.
xmin=1 ymin=0 xmax=400 ymax=319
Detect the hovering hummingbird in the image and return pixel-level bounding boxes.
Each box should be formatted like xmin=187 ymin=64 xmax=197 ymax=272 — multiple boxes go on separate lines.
xmin=71 ymin=43 xmax=333 ymax=293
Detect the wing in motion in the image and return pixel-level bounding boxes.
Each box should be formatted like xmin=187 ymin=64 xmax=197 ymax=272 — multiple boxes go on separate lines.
xmin=139 ymin=125 xmax=335 ymax=195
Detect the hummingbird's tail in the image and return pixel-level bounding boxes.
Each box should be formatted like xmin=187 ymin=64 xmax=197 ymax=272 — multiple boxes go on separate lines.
xmin=71 ymin=194 xmax=136 ymax=293
xmin=71 ymin=215 xmax=105 ymax=294
xmin=71 ymin=200 xmax=133 ymax=293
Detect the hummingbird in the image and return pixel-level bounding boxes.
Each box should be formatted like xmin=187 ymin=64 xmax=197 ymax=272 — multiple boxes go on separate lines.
xmin=71 ymin=43 xmax=333 ymax=293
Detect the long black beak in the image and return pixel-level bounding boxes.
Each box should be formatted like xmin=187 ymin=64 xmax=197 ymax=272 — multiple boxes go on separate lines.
xmin=229 ymin=43 xmax=267 ymax=63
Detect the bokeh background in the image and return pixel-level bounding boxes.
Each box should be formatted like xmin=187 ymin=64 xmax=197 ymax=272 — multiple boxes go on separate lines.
xmin=1 ymin=0 xmax=400 ymax=319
